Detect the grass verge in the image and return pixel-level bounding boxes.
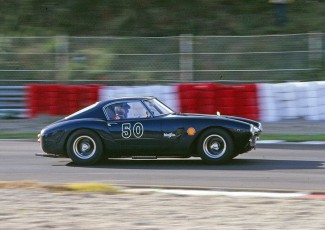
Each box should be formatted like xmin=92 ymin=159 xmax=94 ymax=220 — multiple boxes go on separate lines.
xmin=0 ymin=181 xmax=123 ymax=194
xmin=0 ymin=132 xmax=38 ymax=139
xmin=260 ymin=134 xmax=325 ymax=142
xmin=47 ymin=183 xmax=122 ymax=194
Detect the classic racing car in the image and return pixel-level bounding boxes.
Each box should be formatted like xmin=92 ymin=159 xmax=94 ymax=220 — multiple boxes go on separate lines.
xmin=38 ymin=96 xmax=262 ymax=165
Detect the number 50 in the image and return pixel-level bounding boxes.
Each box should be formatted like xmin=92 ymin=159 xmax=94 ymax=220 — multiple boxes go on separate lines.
xmin=122 ymin=122 xmax=144 ymax=139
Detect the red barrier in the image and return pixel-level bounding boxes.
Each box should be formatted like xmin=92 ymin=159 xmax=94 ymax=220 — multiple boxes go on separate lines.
xmin=178 ymin=84 xmax=198 ymax=113
xmin=26 ymin=83 xmax=260 ymax=120
xmin=26 ymin=84 xmax=39 ymax=118
xmin=215 ymin=85 xmax=235 ymax=116
xmin=233 ymin=84 xmax=259 ymax=120
xmin=177 ymin=83 xmax=260 ymax=120
xmin=195 ymin=83 xmax=216 ymax=114
xmin=26 ymin=84 xmax=101 ymax=117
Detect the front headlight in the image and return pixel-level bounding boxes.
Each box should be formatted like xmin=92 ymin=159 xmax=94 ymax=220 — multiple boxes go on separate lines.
xmin=250 ymin=125 xmax=260 ymax=136
xmin=257 ymin=122 xmax=263 ymax=132
xmin=40 ymin=129 xmax=45 ymax=135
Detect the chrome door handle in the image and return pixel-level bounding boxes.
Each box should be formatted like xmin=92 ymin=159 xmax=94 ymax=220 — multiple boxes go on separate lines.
xmin=107 ymin=123 xmax=118 ymax=126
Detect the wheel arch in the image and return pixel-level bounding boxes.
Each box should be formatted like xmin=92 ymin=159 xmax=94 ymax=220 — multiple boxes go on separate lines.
xmin=64 ymin=128 xmax=104 ymax=154
xmin=65 ymin=128 xmax=106 ymax=165
xmin=189 ymin=126 xmax=235 ymax=155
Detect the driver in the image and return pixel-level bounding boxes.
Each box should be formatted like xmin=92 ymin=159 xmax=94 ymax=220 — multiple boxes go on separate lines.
xmin=114 ymin=103 xmax=130 ymax=119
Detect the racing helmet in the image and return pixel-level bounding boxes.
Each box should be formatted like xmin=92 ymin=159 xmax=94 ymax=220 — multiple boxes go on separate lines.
xmin=114 ymin=103 xmax=130 ymax=119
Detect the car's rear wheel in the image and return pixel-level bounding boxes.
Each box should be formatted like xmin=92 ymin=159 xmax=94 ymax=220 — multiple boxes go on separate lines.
xmin=197 ymin=128 xmax=234 ymax=164
xmin=67 ymin=129 xmax=103 ymax=165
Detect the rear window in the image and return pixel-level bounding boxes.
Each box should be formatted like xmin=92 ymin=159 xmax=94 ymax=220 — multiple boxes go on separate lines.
xmin=64 ymin=102 xmax=98 ymax=119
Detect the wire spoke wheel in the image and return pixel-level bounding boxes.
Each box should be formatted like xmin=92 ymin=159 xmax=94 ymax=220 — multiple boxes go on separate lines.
xmin=73 ymin=136 xmax=96 ymax=160
xmin=198 ymin=128 xmax=233 ymax=164
xmin=67 ymin=129 xmax=103 ymax=165
xmin=203 ymin=134 xmax=226 ymax=159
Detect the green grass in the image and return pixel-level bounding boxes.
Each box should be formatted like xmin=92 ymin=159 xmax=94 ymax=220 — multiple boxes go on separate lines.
xmin=0 ymin=133 xmax=38 ymax=139
xmin=260 ymin=134 xmax=325 ymax=142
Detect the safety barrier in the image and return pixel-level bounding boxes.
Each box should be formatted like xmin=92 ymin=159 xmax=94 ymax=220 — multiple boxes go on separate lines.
xmin=178 ymin=83 xmax=259 ymax=120
xmin=3 ymin=82 xmax=325 ymax=121
xmin=27 ymin=84 xmax=100 ymax=118
xmin=258 ymin=81 xmax=325 ymax=121
xmin=0 ymin=86 xmax=27 ymax=118
xmin=233 ymin=84 xmax=259 ymax=120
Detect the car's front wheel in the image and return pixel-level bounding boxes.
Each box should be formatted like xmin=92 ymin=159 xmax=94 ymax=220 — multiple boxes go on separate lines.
xmin=197 ymin=128 xmax=234 ymax=164
xmin=66 ymin=129 xmax=103 ymax=165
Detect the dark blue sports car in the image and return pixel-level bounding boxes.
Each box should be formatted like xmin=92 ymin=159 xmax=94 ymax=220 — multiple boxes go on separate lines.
xmin=38 ymin=96 xmax=262 ymax=165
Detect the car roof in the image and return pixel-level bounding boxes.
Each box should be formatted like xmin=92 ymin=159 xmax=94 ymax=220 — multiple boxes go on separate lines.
xmin=97 ymin=96 xmax=156 ymax=107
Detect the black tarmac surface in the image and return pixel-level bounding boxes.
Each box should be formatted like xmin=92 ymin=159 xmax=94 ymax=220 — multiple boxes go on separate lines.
xmin=1 ymin=140 xmax=324 ymax=192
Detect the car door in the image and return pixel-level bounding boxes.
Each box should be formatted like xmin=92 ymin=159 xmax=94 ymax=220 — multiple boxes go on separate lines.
xmin=159 ymin=117 xmax=187 ymax=153
xmin=104 ymin=100 xmax=162 ymax=155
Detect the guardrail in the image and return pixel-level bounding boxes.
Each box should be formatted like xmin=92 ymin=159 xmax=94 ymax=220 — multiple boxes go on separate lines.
xmin=0 ymin=86 xmax=27 ymax=118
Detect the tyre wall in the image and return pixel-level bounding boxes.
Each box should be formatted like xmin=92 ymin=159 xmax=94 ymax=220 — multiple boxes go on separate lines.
xmin=258 ymin=81 xmax=325 ymax=121
xmin=177 ymin=83 xmax=259 ymax=120
xmin=25 ymin=82 xmax=325 ymax=121
xmin=27 ymin=84 xmax=100 ymax=117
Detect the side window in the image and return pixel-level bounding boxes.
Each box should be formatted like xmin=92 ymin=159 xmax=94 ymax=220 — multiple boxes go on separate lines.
xmin=103 ymin=105 xmax=116 ymax=120
xmin=104 ymin=101 xmax=149 ymax=120
xmin=126 ymin=101 xmax=149 ymax=119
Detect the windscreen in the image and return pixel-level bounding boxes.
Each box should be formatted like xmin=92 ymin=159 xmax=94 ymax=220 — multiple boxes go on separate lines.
xmin=143 ymin=98 xmax=174 ymax=117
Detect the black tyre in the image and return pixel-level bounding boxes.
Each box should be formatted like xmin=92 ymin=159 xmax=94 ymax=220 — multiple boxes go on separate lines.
xmin=197 ymin=128 xmax=234 ymax=164
xmin=66 ymin=129 xmax=103 ymax=165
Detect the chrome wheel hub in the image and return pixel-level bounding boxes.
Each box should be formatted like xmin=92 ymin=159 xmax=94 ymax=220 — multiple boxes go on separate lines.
xmin=72 ymin=136 xmax=96 ymax=160
xmin=203 ymin=134 xmax=227 ymax=159
xmin=81 ymin=143 xmax=91 ymax=152
xmin=210 ymin=142 xmax=220 ymax=151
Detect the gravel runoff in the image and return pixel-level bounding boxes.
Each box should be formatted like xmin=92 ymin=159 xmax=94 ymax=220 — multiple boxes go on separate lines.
xmin=1 ymin=116 xmax=325 ymax=135
xmin=1 ymin=188 xmax=325 ymax=230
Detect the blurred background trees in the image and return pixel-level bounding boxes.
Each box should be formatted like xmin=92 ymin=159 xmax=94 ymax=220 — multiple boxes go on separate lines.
xmin=0 ymin=0 xmax=323 ymax=84
xmin=0 ymin=0 xmax=324 ymax=36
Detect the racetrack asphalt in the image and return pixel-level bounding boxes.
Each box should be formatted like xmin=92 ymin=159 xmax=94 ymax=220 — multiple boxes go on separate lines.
xmin=1 ymin=140 xmax=324 ymax=229
xmin=1 ymin=111 xmax=325 ymax=229
xmin=1 ymin=140 xmax=324 ymax=192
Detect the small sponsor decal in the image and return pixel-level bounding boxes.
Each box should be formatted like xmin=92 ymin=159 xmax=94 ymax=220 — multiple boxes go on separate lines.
xmin=164 ymin=133 xmax=176 ymax=138
xmin=187 ymin=127 xmax=196 ymax=136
